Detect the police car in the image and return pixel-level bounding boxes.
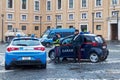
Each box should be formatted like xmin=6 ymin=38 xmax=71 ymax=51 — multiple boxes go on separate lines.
xmin=48 ymin=33 xmax=109 ymax=63
xmin=5 ymin=34 xmax=46 ymax=70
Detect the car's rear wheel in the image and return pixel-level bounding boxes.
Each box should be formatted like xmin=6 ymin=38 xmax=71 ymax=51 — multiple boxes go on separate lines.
xmin=49 ymin=51 xmax=55 ymax=60
xmin=89 ymin=53 xmax=99 ymax=63
xmin=5 ymin=63 xmax=11 ymax=70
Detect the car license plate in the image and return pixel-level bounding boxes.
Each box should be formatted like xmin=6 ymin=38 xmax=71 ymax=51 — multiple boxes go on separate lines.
xmin=24 ymin=47 xmax=33 ymax=50
xmin=22 ymin=57 xmax=31 ymax=60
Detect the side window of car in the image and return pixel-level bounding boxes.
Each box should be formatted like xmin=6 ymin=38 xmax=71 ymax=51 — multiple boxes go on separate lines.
xmin=84 ymin=36 xmax=92 ymax=42
xmin=62 ymin=38 xmax=72 ymax=44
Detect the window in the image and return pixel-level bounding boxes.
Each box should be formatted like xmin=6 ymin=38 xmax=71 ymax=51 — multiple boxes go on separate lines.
xmin=81 ymin=25 xmax=87 ymax=32
xmin=21 ymin=14 xmax=27 ymax=21
xmin=69 ymin=14 xmax=74 ymax=20
xmin=112 ymin=0 xmax=118 ymax=5
xmin=82 ymin=0 xmax=87 ymax=7
xmin=7 ymin=0 xmax=13 ymax=8
xmin=56 ymin=15 xmax=62 ymax=20
xmin=7 ymin=14 xmax=13 ymax=20
xmin=12 ymin=39 xmax=40 ymax=46
xmin=84 ymin=36 xmax=93 ymax=42
xmin=96 ymin=12 xmax=102 ymax=18
xmin=47 ymin=16 xmax=51 ymax=21
xmin=35 ymin=16 xmax=39 ymax=21
xmin=8 ymin=25 xmax=12 ymax=30
xmin=96 ymin=25 xmax=101 ymax=30
xmin=35 ymin=26 xmax=39 ymax=30
xmin=69 ymin=0 xmax=74 ymax=9
xmin=69 ymin=26 xmax=73 ymax=28
xmin=96 ymin=0 xmax=102 ymax=6
xmin=62 ymin=37 xmax=73 ymax=44
xmin=56 ymin=25 xmax=62 ymax=28
xmin=81 ymin=13 xmax=87 ymax=19
xmin=21 ymin=0 xmax=27 ymax=9
xmin=34 ymin=0 xmax=39 ymax=11
xmin=47 ymin=0 xmax=51 ymax=11
xmin=57 ymin=0 xmax=61 ymax=9
xmin=22 ymin=26 xmax=26 ymax=30
xmin=112 ymin=11 xmax=118 ymax=16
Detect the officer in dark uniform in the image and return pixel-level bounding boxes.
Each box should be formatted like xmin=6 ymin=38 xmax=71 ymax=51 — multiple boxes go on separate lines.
xmin=72 ymin=29 xmax=79 ymax=62
xmin=53 ymin=33 xmax=61 ymax=63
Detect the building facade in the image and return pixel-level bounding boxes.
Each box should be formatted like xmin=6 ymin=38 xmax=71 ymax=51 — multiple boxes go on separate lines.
xmin=0 ymin=0 xmax=2 ymax=42
xmin=0 ymin=0 xmax=45 ymax=42
xmin=0 ymin=0 xmax=120 ymax=42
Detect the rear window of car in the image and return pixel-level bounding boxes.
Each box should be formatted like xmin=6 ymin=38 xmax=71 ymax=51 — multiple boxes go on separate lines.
xmin=95 ymin=36 xmax=105 ymax=43
xmin=12 ymin=38 xmax=40 ymax=46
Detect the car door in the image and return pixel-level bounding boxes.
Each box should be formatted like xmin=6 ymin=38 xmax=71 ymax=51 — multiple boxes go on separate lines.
xmin=60 ymin=37 xmax=74 ymax=58
xmin=81 ymin=36 xmax=93 ymax=59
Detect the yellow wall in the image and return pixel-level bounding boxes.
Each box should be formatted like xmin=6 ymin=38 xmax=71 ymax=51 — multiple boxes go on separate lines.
xmin=1 ymin=0 xmax=120 ymax=41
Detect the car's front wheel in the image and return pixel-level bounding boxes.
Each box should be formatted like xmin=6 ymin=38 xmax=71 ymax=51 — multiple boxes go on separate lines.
xmin=49 ymin=51 xmax=55 ymax=60
xmin=89 ymin=53 xmax=99 ymax=63
xmin=5 ymin=63 xmax=11 ymax=70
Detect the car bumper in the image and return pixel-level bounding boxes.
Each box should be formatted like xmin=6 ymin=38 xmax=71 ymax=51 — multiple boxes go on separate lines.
xmin=10 ymin=60 xmax=43 ymax=66
xmin=5 ymin=52 xmax=46 ymax=66
xmin=100 ymin=49 xmax=109 ymax=59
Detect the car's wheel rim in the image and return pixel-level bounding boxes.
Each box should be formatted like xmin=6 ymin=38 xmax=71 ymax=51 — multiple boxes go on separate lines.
xmin=50 ymin=51 xmax=55 ymax=60
xmin=90 ymin=53 xmax=99 ymax=62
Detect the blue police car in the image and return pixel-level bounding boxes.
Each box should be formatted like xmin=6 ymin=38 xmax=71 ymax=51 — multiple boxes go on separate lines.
xmin=5 ymin=35 xmax=46 ymax=70
xmin=48 ymin=33 xmax=109 ymax=63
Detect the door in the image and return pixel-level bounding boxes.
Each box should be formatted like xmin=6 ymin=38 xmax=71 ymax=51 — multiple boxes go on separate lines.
xmin=111 ymin=24 xmax=118 ymax=40
xmin=81 ymin=25 xmax=87 ymax=32
xmin=60 ymin=37 xmax=74 ymax=57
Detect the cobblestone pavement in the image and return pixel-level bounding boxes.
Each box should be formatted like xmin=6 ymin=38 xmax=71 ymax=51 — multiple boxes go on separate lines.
xmin=0 ymin=42 xmax=119 ymax=80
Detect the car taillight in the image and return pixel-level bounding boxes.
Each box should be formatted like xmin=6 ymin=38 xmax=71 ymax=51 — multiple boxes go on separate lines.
xmin=92 ymin=42 xmax=98 ymax=47
xmin=34 ymin=47 xmax=45 ymax=51
xmin=7 ymin=47 xmax=19 ymax=52
xmin=102 ymin=43 xmax=107 ymax=49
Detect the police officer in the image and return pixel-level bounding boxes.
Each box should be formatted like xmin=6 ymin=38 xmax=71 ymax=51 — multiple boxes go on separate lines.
xmin=53 ymin=33 xmax=61 ymax=63
xmin=72 ymin=29 xmax=79 ymax=62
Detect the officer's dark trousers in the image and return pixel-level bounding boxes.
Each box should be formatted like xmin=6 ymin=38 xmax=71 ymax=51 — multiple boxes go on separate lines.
xmin=73 ymin=46 xmax=77 ymax=62
xmin=73 ymin=46 xmax=81 ymax=62
xmin=55 ymin=46 xmax=61 ymax=63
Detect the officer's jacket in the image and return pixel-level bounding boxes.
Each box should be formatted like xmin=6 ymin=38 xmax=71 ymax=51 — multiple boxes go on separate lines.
xmin=53 ymin=39 xmax=60 ymax=46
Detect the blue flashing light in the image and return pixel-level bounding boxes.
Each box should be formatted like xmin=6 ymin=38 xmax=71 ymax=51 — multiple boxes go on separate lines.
xmin=31 ymin=34 xmax=35 ymax=38
xmin=80 ymin=32 xmax=90 ymax=34
xmin=16 ymin=33 xmax=21 ymax=38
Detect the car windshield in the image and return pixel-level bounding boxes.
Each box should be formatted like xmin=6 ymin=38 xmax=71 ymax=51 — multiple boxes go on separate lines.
xmin=41 ymin=30 xmax=50 ymax=38
xmin=12 ymin=38 xmax=40 ymax=46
